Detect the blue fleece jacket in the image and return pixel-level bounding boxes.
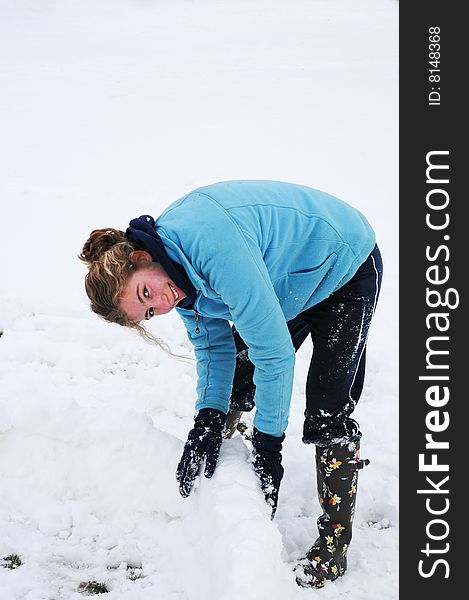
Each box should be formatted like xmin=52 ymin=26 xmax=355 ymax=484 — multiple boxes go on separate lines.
xmin=155 ymin=180 xmax=376 ymax=436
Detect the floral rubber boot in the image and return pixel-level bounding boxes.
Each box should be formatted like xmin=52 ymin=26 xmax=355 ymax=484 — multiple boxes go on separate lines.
xmin=295 ymin=441 xmax=369 ymax=588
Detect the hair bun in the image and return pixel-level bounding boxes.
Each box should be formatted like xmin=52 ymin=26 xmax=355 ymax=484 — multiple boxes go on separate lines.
xmin=79 ymin=228 xmax=126 ymax=264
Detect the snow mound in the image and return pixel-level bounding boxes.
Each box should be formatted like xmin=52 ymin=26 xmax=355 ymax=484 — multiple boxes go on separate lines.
xmin=0 ymin=310 xmax=303 ymax=600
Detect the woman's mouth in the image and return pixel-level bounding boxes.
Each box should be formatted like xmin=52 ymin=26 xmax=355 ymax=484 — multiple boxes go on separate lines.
xmin=168 ymin=283 xmax=179 ymax=305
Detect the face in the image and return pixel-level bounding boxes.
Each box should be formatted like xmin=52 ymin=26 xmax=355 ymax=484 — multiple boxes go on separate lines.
xmin=119 ymin=258 xmax=186 ymax=322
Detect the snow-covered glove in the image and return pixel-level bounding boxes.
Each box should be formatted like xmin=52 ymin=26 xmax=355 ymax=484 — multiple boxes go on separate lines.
xmin=251 ymin=427 xmax=285 ymax=518
xmin=176 ymin=408 xmax=226 ymax=498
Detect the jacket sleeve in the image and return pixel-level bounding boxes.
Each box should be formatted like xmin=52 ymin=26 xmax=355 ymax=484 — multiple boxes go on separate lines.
xmin=181 ymin=193 xmax=296 ymax=436
xmin=176 ymin=309 xmax=236 ymax=416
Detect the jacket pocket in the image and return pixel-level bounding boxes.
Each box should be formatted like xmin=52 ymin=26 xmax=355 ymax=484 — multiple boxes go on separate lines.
xmin=273 ymin=253 xmax=337 ymax=320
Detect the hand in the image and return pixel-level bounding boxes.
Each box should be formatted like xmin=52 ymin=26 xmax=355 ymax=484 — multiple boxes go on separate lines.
xmin=251 ymin=427 xmax=285 ymax=518
xmin=176 ymin=408 xmax=226 ymax=498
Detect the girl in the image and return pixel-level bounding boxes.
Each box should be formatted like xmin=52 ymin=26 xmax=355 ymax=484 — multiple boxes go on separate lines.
xmin=80 ymin=180 xmax=383 ymax=588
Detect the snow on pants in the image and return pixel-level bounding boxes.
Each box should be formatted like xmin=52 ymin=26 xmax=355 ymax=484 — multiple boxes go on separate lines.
xmin=229 ymin=245 xmax=383 ymax=447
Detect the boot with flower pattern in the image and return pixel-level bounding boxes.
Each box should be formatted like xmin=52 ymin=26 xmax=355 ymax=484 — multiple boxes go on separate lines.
xmin=295 ymin=440 xmax=369 ymax=588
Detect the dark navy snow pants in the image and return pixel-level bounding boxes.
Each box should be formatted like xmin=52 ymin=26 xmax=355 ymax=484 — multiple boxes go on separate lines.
xmin=229 ymin=245 xmax=383 ymax=446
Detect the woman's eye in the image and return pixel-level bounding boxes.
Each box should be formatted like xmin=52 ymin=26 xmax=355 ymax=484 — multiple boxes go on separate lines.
xmin=143 ymin=287 xmax=149 ymax=298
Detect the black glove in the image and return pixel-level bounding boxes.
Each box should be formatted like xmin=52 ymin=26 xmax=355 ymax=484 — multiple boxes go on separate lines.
xmin=176 ymin=408 xmax=226 ymax=498
xmin=251 ymin=427 xmax=285 ymax=518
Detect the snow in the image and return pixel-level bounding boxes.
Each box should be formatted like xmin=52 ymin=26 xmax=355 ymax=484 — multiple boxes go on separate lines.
xmin=0 ymin=0 xmax=398 ymax=598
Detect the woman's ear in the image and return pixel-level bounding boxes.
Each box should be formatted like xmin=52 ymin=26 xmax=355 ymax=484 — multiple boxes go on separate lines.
xmin=129 ymin=250 xmax=153 ymax=264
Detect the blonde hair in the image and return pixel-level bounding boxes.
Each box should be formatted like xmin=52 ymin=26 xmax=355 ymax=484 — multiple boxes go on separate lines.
xmin=79 ymin=228 xmax=176 ymax=354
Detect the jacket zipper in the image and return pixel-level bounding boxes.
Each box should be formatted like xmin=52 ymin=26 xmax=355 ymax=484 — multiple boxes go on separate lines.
xmin=194 ymin=290 xmax=201 ymax=333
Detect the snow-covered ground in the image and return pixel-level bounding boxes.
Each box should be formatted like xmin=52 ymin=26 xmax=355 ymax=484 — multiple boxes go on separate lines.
xmin=0 ymin=1 xmax=398 ymax=598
